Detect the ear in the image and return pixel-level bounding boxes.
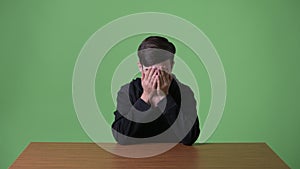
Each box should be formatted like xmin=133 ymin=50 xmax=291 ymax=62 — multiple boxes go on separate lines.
xmin=137 ymin=62 xmax=143 ymax=72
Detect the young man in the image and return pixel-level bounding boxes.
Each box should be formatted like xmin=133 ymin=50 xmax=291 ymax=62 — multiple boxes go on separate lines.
xmin=112 ymin=36 xmax=200 ymax=145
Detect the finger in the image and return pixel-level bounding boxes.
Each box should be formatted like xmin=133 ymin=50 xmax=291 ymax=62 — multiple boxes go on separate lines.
xmin=148 ymin=67 xmax=156 ymax=81
xmin=149 ymin=68 xmax=158 ymax=84
xmin=157 ymin=74 xmax=161 ymax=90
xmin=155 ymin=75 xmax=160 ymax=89
xmin=158 ymin=70 xmax=163 ymax=89
xmin=166 ymin=72 xmax=171 ymax=83
xmin=145 ymin=67 xmax=152 ymax=82
xmin=157 ymin=69 xmax=161 ymax=76
xmin=152 ymin=75 xmax=159 ymax=89
xmin=165 ymin=71 xmax=171 ymax=83
xmin=144 ymin=67 xmax=151 ymax=81
xmin=161 ymin=70 xmax=167 ymax=84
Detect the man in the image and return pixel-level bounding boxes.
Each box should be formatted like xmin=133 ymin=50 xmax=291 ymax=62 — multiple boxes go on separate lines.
xmin=112 ymin=36 xmax=200 ymax=145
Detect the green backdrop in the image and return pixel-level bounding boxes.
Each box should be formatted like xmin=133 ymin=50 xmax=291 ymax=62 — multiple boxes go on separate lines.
xmin=1 ymin=0 xmax=299 ymax=168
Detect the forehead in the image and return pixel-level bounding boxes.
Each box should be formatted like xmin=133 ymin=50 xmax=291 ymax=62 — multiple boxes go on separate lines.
xmin=143 ymin=59 xmax=171 ymax=68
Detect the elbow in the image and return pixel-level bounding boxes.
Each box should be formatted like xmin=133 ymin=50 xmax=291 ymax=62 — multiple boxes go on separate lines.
xmin=112 ymin=126 xmax=135 ymax=145
xmin=181 ymin=126 xmax=200 ymax=146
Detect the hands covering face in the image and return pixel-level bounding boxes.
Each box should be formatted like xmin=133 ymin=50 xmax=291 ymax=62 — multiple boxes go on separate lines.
xmin=141 ymin=67 xmax=173 ymax=106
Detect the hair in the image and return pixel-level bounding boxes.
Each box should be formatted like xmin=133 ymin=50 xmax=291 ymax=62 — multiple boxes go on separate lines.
xmin=137 ymin=36 xmax=176 ymax=67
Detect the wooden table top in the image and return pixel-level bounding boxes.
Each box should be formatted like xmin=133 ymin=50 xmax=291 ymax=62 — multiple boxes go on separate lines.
xmin=10 ymin=142 xmax=289 ymax=169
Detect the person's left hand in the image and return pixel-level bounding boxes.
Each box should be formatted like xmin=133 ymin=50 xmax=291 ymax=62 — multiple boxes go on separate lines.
xmin=157 ymin=69 xmax=172 ymax=96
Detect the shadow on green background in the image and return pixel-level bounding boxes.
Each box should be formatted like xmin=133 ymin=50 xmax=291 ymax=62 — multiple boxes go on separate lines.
xmin=1 ymin=0 xmax=299 ymax=168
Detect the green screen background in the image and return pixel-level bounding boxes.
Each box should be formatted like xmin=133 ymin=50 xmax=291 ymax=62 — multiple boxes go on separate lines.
xmin=1 ymin=0 xmax=299 ymax=168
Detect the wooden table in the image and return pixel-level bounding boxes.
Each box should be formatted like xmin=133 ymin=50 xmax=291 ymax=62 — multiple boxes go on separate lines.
xmin=10 ymin=142 xmax=289 ymax=169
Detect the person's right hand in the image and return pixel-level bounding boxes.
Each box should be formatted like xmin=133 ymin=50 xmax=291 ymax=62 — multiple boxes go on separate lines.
xmin=140 ymin=67 xmax=159 ymax=104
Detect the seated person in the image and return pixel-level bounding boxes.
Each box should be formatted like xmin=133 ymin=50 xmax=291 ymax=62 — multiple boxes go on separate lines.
xmin=112 ymin=36 xmax=200 ymax=145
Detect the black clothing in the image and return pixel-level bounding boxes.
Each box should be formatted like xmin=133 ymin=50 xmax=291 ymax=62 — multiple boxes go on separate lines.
xmin=112 ymin=76 xmax=200 ymax=145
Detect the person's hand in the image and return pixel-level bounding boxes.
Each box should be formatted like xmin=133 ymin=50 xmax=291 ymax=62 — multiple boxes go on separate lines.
xmin=157 ymin=69 xmax=172 ymax=96
xmin=140 ymin=67 xmax=159 ymax=103
xmin=150 ymin=69 xmax=173 ymax=107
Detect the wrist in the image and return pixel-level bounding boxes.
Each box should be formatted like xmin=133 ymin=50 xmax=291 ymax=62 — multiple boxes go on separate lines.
xmin=151 ymin=95 xmax=166 ymax=107
xmin=141 ymin=92 xmax=150 ymax=103
xmin=158 ymin=89 xmax=168 ymax=97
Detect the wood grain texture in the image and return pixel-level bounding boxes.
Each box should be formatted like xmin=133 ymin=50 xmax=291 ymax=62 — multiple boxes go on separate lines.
xmin=10 ymin=142 xmax=290 ymax=169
